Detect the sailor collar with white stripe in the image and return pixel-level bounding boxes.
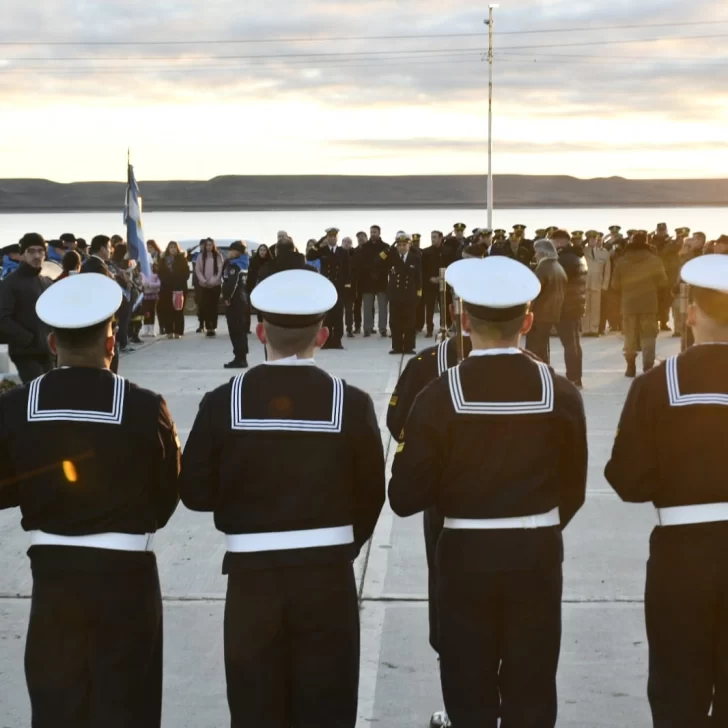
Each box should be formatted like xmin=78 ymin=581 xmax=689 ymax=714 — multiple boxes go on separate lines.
xmin=263 ymin=356 xmax=317 ymax=366
xmin=230 ymin=369 xmax=344 ymax=432
xmin=469 ymin=347 xmax=522 ymax=357
xmin=666 ymin=354 xmax=728 ymax=408
xmin=447 ymin=358 xmax=554 ymax=415
xmin=27 ymin=371 xmax=126 ymax=424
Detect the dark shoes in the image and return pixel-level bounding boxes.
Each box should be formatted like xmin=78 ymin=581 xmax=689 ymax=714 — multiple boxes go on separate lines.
xmin=672 ymin=332 xmax=681 ymax=338
xmin=346 ymin=330 xmax=355 ymax=338
xmin=404 ymin=350 xmax=417 ymax=355
xmin=425 ymin=331 xmax=434 ymax=338
xmin=660 ymin=323 xmax=672 ymax=332
xmin=206 ymin=330 xmax=216 ymax=338
xmin=380 ymin=331 xmax=388 ymax=338
xmin=389 ymin=350 xmax=402 ymax=355
xmin=196 ymin=327 xmax=205 ymax=334
xmin=224 ymin=359 xmax=248 ymax=369
xmin=625 ymin=359 xmax=637 ymax=378
xmin=364 ymin=332 xmax=371 ymax=338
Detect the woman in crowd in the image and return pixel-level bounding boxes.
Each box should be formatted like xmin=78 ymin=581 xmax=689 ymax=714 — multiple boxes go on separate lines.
xmin=141 ymin=262 xmax=161 ymax=337
xmin=146 ymin=239 xmax=162 ymax=264
xmin=158 ymin=241 xmax=191 ymax=339
xmin=194 ymin=238 xmax=224 ymax=337
xmin=57 ymin=250 xmax=82 ymax=280
xmin=246 ymin=244 xmax=271 ymax=324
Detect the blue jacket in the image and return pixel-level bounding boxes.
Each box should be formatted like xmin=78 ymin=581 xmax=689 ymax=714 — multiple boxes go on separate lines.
xmin=1 ymin=257 xmax=19 ymax=280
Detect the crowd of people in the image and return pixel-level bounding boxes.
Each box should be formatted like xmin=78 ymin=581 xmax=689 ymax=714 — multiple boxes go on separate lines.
xmin=1 ymin=221 xmax=725 ymax=384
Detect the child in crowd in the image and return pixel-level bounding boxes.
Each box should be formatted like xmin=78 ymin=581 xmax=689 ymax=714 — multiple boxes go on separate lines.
xmin=141 ymin=263 xmax=162 ymax=337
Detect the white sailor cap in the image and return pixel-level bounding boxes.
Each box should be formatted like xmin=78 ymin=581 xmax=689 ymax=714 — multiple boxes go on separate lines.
xmin=35 ymin=273 xmax=122 ymax=329
xmin=395 ymin=231 xmax=410 ymax=241
xmin=681 ymin=254 xmax=728 ymax=293
xmin=250 ymin=269 xmax=338 ymax=328
xmin=445 ymin=257 xmax=541 ymax=321
xmin=325 ymin=227 xmax=340 ymax=235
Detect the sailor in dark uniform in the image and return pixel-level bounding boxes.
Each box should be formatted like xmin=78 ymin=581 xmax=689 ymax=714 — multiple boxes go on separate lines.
xmin=221 ymin=241 xmax=250 ymax=369
xmin=0 ymin=273 xmax=181 ymax=728
xmin=490 ymin=226 xmax=535 ymax=267
xmin=389 ymin=257 xmax=588 ymax=728
xmin=605 ymin=254 xmax=728 ymax=727
xmin=178 ymin=270 xmax=386 ymax=728
xmin=305 ymin=227 xmax=352 ymax=349
xmin=380 ymin=232 xmax=423 ymax=355
xmin=386 ymin=243 xmax=485 ymax=728
xmin=444 ymin=223 xmax=467 ymax=260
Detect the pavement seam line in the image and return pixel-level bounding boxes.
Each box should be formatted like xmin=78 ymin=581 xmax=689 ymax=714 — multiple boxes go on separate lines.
xmin=357 ymin=352 xmax=404 ymax=604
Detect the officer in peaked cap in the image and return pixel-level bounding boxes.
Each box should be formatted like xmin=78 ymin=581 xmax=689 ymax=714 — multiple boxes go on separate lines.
xmin=609 ymin=225 xmax=622 ymax=234
xmin=0 ymin=273 xmax=181 ymax=728
xmin=380 ymin=232 xmax=422 ymax=355
xmin=606 ymin=253 xmax=728 ymax=727
xmin=389 ymin=256 xmax=587 ymax=728
xmin=307 ymin=227 xmax=351 ymax=349
xmin=179 ymin=269 xmax=385 ymax=728
xmin=535 ymin=228 xmax=547 ymax=239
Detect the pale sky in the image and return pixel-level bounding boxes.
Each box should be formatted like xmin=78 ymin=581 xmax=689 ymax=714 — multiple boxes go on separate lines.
xmin=2 ymin=0 xmax=728 ymax=182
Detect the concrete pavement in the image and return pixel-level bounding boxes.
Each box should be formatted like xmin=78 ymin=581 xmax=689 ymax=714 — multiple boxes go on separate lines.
xmin=0 ymin=320 xmax=681 ymax=727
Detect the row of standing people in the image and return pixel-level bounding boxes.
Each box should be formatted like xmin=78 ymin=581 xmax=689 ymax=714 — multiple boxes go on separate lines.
xmin=7 ymin=254 xmax=728 ymax=728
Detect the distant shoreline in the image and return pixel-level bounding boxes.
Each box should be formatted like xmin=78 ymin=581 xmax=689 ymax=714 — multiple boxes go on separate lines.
xmin=2 ymin=202 xmax=726 ymax=214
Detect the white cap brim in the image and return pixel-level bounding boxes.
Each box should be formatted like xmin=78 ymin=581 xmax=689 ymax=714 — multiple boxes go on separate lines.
xmin=36 ymin=273 xmax=122 ymax=329
xmin=681 ymin=254 xmax=728 ymax=293
xmin=251 ymin=269 xmax=338 ymax=315
xmin=446 ymin=257 xmax=541 ymax=308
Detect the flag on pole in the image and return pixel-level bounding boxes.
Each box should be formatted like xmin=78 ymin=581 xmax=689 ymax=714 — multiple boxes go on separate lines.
xmin=124 ymin=157 xmax=152 ymax=278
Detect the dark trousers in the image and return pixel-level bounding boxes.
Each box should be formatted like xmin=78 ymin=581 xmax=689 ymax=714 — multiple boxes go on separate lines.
xmin=226 ymin=300 xmax=249 ymax=362
xmin=116 ymin=298 xmax=131 ymax=349
xmin=438 ymin=563 xmax=563 ymax=728
xmin=12 ymin=355 xmax=53 ymax=384
xmin=390 ymin=300 xmax=416 ymax=353
xmin=605 ymin=289 xmax=622 ymax=331
xmin=159 ymin=290 xmax=186 ymax=336
xmin=198 ymin=286 xmax=221 ymax=331
xmin=142 ymin=299 xmax=157 ymax=326
xmin=556 ymin=319 xmax=583 ymax=382
xmin=343 ymin=287 xmax=355 ymax=334
xmin=599 ymin=291 xmax=609 ymax=334
xmin=423 ymin=284 xmax=440 ymax=334
xmin=526 ymin=320 xmax=552 ymax=364
xmin=25 ymin=556 xmax=163 ymax=728
xmin=645 ymin=535 xmax=728 ymax=727
xmin=225 ymin=564 xmax=359 ymax=728
xmin=424 ymin=507 xmax=445 ymax=653
xmin=658 ymin=289 xmax=673 ymax=328
xmin=354 ymin=290 xmax=363 ymax=331
xmin=416 ymin=293 xmax=425 ymax=331
xmin=323 ymin=296 xmax=344 ymax=347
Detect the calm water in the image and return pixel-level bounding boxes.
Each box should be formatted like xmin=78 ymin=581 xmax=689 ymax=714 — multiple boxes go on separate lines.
xmin=1 ymin=207 xmax=726 ymax=247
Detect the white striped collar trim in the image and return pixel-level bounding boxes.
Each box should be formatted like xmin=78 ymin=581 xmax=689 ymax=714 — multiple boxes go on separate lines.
xmin=448 ymin=359 xmax=554 ymax=415
xmin=469 ymin=347 xmax=521 ymax=357
xmin=231 ymin=371 xmax=344 ymax=432
xmin=27 ymin=373 xmax=126 ymax=424
xmin=437 ymin=340 xmax=449 ymax=376
xmin=263 ymin=356 xmax=317 ymax=366
xmin=666 ymin=355 xmax=728 ymax=407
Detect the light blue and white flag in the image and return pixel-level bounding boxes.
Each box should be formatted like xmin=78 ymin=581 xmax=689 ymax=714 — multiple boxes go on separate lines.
xmin=124 ymin=161 xmax=152 ymax=278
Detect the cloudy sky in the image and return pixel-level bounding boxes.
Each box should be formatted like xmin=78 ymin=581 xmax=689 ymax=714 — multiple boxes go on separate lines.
xmin=2 ymin=0 xmax=727 ymax=181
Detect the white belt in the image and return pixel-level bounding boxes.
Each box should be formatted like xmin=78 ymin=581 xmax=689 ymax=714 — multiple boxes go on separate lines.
xmin=444 ymin=508 xmax=560 ymax=530
xmin=226 ymin=525 xmax=354 ymax=553
xmin=29 ymin=531 xmax=155 ymax=552
xmin=657 ymin=503 xmax=728 ymax=527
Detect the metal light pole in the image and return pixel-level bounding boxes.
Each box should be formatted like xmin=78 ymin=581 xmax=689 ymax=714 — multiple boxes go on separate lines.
xmin=485 ymin=5 xmax=498 ymax=230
